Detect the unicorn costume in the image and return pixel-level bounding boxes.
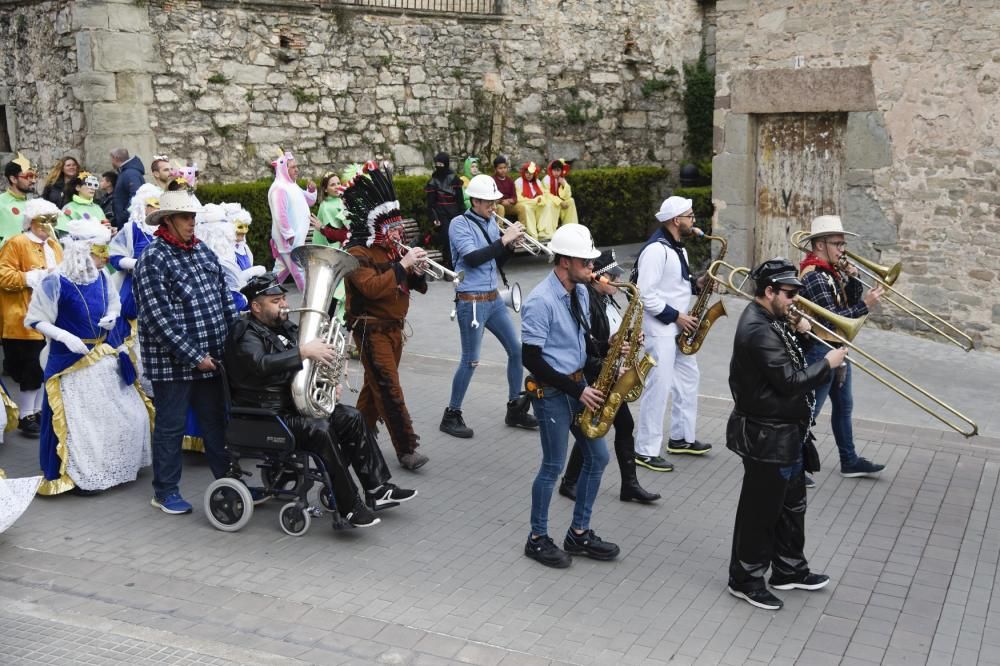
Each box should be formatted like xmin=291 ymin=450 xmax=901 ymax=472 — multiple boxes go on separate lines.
xmin=268 ymin=150 xmax=316 ymax=289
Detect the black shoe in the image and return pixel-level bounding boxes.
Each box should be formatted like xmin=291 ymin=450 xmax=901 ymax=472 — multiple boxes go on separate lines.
xmin=666 ymin=438 xmax=712 ymax=455
xmin=769 ymin=572 xmax=830 ymax=591
xmin=524 ymin=535 xmax=572 ymax=568
xmin=635 ymin=455 xmax=673 ymax=472
xmin=440 ymin=407 xmax=473 ymax=438
xmin=505 ymin=396 xmax=538 ymax=430
xmin=563 ymin=529 xmax=620 ymax=561
xmin=840 ymin=457 xmax=885 ymax=478
xmin=367 ymin=483 xmax=417 ymax=507
xmin=558 ymin=478 xmax=577 ymax=501
xmin=620 ymin=482 xmax=661 ymax=503
xmin=728 ymin=586 xmax=783 ymax=610
xmin=18 ymin=413 xmax=40 ymax=437
xmin=345 ymin=499 xmax=381 ymax=528
xmin=804 ymin=474 xmax=816 ymax=489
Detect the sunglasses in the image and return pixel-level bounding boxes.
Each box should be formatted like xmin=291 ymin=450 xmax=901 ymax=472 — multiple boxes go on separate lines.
xmin=17 ymin=172 xmax=36 ymax=179
xmin=777 ymin=288 xmax=799 ymax=298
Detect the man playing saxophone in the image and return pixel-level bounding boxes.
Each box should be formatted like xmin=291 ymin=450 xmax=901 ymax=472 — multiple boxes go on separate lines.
xmin=558 ymin=250 xmax=660 ymax=504
xmin=224 ymin=273 xmax=416 ymax=530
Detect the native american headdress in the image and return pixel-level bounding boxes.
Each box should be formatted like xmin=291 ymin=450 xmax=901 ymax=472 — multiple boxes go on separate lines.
xmin=343 ymin=161 xmax=405 ymax=251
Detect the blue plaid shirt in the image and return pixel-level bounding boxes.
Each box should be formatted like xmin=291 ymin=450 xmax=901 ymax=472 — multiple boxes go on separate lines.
xmin=133 ymin=237 xmax=237 ymax=382
xmin=799 ymin=265 xmax=868 ymax=336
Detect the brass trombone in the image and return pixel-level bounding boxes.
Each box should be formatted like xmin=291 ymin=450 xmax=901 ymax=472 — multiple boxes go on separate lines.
xmin=708 ymin=259 xmax=978 ymax=438
xmin=790 ymin=230 xmax=974 ymax=351
xmin=495 ymin=214 xmax=555 ymax=257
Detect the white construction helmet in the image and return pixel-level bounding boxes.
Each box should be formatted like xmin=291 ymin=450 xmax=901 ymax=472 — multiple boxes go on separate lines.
xmin=547 ymin=224 xmax=602 ymax=260
xmin=465 ymin=174 xmax=503 ymax=201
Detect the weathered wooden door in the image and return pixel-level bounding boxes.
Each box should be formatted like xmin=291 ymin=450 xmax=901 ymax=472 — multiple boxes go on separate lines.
xmin=754 ymin=113 xmax=847 ymax=265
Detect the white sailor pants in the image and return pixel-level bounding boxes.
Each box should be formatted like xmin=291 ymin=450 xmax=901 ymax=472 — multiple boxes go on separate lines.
xmin=635 ymin=332 xmax=700 ymax=456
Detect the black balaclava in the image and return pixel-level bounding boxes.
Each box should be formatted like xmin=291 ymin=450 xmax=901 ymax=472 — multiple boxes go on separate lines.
xmin=433 ymin=151 xmax=451 ymax=178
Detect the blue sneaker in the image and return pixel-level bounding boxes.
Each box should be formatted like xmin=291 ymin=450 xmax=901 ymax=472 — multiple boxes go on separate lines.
xmin=151 ymin=493 xmax=193 ymax=515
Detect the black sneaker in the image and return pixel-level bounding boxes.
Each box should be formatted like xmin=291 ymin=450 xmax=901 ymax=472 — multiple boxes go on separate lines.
xmin=345 ymin=500 xmax=381 ymax=528
xmin=440 ymin=408 xmax=473 ymax=438
xmin=635 ymin=455 xmax=673 ymax=472
xmin=558 ymin=478 xmax=577 ymax=501
xmin=563 ymin=529 xmax=620 ymax=561
xmin=505 ymin=396 xmax=538 ymax=430
xmin=804 ymin=474 xmax=816 ymax=489
xmin=367 ymin=483 xmax=417 ymax=507
xmin=769 ymin=572 xmax=830 ymax=591
xmin=524 ymin=535 xmax=572 ymax=568
xmin=841 ymin=457 xmax=885 ymax=478
xmin=18 ymin=413 xmax=40 ymax=437
xmin=727 ymin=586 xmax=783 ymax=610
xmin=666 ymin=438 xmax=712 ymax=455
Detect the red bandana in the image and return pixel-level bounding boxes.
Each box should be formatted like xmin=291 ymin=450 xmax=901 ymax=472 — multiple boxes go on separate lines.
xmin=155 ymin=226 xmax=200 ymax=251
xmin=799 ymin=252 xmax=840 ymax=278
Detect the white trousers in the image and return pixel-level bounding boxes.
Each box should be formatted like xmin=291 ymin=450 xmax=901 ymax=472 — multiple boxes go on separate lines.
xmin=635 ymin=333 xmax=700 ymax=456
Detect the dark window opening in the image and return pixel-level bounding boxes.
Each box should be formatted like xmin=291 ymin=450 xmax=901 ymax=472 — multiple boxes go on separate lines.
xmin=0 ymin=106 xmax=10 ymax=153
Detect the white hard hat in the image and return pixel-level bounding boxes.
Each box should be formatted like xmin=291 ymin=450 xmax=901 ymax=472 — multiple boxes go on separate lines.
xmin=465 ymin=174 xmax=503 ymax=201
xmin=547 ymin=224 xmax=602 ymax=260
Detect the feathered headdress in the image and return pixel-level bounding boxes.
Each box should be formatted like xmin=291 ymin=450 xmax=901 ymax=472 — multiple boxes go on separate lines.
xmin=343 ymin=161 xmax=405 ymax=251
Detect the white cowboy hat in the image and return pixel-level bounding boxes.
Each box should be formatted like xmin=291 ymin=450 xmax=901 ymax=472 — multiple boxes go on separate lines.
xmin=147 ymin=190 xmax=203 ymax=225
xmin=800 ymin=215 xmax=858 ymax=243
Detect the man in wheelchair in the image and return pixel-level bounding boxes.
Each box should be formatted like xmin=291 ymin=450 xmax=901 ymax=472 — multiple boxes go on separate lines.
xmin=224 ymin=273 xmax=416 ymax=529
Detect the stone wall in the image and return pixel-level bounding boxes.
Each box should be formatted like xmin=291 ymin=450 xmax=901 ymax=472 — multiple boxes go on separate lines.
xmin=712 ymin=0 xmax=1000 ymax=348
xmin=144 ymin=0 xmax=703 ymax=180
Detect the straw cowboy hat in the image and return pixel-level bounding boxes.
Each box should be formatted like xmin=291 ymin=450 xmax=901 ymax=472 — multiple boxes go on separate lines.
xmin=800 ymin=215 xmax=858 ymax=243
xmin=146 ymin=190 xmax=203 ymax=225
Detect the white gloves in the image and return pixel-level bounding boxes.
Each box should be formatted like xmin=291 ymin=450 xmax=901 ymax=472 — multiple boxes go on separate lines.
xmin=240 ymin=265 xmax=266 ymax=283
xmin=35 ymin=321 xmax=89 ymax=355
xmin=98 ymin=314 xmax=117 ymax=331
xmin=25 ymin=269 xmax=48 ymax=291
xmin=118 ymin=257 xmax=137 ymax=271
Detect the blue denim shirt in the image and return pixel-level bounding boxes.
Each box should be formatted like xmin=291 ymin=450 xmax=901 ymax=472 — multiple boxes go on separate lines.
xmin=521 ymin=270 xmax=588 ymax=374
xmin=449 ymin=210 xmax=500 ymax=293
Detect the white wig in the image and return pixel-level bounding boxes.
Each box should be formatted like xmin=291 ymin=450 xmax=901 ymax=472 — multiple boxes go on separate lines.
xmin=129 ymin=183 xmax=163 ymax=229
xmin=22 ymin=199 xmax=61 ymax=231
xmin=60 ymin=219 xmax=112 ymax=285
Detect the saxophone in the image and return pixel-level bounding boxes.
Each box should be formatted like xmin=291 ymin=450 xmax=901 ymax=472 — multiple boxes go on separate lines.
xmin=577 ymin=281 xmax=657 ymax=439
xmin=677 ymin=232 xmax=728 ymax=355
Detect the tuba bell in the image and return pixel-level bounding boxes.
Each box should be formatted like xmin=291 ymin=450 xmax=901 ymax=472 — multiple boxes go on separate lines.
xmin=287 ymin=245 xmax=360 ymax=418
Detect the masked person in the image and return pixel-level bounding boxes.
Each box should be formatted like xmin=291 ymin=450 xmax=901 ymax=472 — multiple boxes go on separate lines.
xmin=268 ymin=150 xmax=317 ymax=289
xmin=57 ymin=172 xmax=110 ymax=234
xmin=541 ymin=159 xmax=579 ymax=228
xmin=344 ymin=162 xmax=430 ymax=471
xmin=424 ymin=151 xmax=464 ymax=269
xmin=108 ymin=184 xmax=162 ymax=348
xmin=726 ymin=258 xmax=847 ymax=610
xmin=26 ymin=218 xmax=152 ymax=495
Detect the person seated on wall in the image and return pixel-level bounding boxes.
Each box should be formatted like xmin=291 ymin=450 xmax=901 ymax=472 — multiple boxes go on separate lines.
xmin=459 ymin=156 xmax=480 ymax=210
xmin=513 ymin=161 xmax=557 ymax=242
xmin=541 ymin=159 xmax=579 ymax=228
xmin=491 ymin=155 xmax=518 ymax=221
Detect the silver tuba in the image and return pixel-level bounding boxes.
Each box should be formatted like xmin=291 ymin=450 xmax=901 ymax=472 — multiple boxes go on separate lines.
xmin=287 ymin=245 xmax=360 ymax=418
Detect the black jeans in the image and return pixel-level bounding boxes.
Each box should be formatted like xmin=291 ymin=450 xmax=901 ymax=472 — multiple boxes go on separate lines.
xmin=2 ymin=338 xmax=46 ymax=391
xmin=729 ymin=457 xmax=809 ymax=591
xmin=564 ymin=403 xmax=636 ymax=484
xmin=285 ymin=403 xmax=391 ymax=513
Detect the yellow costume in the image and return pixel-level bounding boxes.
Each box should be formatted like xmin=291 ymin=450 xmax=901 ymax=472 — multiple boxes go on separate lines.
xmin=542 ymin=159 xmax=579 ymax=227
xmin=513 ymin=162 xmax=558 ymax=241
xmin=0 ymin=233 xmax=64 ymax=341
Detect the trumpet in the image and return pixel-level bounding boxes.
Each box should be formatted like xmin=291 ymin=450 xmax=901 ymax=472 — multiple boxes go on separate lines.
xmin=495 ymin=214 xmax=554 ymax=257
xmin=790 ymin=230 xmax=973 ymax=351
xmin=707 ymin=259 xmax=978 ymax=438
xmin=393 ymin=241 xmax=464 ymax=284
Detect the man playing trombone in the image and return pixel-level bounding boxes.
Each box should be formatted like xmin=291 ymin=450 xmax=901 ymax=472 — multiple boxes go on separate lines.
xmin=440 ymin=174 xmax=538 ymax=438
xmin=798 ymin=215 xmax=885 ymax=481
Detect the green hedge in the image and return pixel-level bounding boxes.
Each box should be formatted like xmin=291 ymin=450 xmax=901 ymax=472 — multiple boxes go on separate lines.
xmin=197 ymin=166 xmax=672 ymax=268
xmin=673 ymin=185 xmax=715 ymax=270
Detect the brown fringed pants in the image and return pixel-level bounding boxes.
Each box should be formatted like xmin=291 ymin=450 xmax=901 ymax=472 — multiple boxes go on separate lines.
xmin=352 ymin=323 xmax=420 ymax=458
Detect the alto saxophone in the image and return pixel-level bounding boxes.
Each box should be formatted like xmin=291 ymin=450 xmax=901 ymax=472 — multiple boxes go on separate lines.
xmin=677 ymin=232 xmax=728 ymax=355
xmin=577 ymin=282 xmax=657 ymax=440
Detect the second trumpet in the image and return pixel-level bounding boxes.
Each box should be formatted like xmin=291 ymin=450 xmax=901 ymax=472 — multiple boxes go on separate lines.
xmin=394 ymin=241 xmax=464 ymax=284
xmin=495 ymin=214 xmax=554 ymax=257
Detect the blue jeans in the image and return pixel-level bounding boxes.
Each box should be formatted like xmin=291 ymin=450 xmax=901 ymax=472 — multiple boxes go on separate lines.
xmin=151 ymin=377 xmax=230 ymax=499
xmin=530 ymin=387 xmax=609 ymax=537
xmin=805 ymin=345 xmax=857 ymax=467
xmin=448 ymin=297 xmax=522 ymax=410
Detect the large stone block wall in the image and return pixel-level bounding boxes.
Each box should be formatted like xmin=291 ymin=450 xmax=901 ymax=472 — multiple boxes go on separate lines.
xmin=144 ymin=0 xmax=703 ymax=180
xmin=712 ymin=0 xmax=1000 ymax=348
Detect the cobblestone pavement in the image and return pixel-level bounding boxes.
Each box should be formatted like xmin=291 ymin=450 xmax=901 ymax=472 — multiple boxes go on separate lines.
xmin=1 ymin=248 xmax=999 ymax=665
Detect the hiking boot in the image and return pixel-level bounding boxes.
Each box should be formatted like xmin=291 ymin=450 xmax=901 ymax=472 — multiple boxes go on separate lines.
xmin=635 ymin=455 xmax=673 ymax=472
xmin=398 ymin=451 xmax=429 ymax=471
xmin=840 ymin=457 xmax=885 ymax=478
xmin=345 ymin=499 xmax=380 ymax=528
xmin=505 ymin=396 xmax=538 ymax=430
xmin=17 ymin=413 xmax=40 ymax=437
xmin=769 ymin=572 xmax=830 ymax=591
xmin=563 ymin=529 xmax=620 ymax=561
xmin=727 ymin=586 xmax=783 ymax=610
xmin=558 ymin=478 xmax=577 ymax=501
xmin=367 ymin=483 xmax=417 ymax=507
xmin=524 ymin=535 xmax=572 ymax=568
xmin=666 ymin=438 xmax=712 ymax=455
xmin=440 ymin=407 xmax=473 ymax=438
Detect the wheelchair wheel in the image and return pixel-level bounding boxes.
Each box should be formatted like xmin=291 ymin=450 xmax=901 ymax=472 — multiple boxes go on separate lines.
xmin=204 ymin=478 xmax=254 ymax=532
xmin=279 ymin=502 xmax=311 ymax=537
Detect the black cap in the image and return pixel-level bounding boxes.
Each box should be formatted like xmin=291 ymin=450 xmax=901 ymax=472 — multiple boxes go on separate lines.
xmin=593 ymin=249 xmax=623 ymax=279
xmin=240 ymin=272 xmax=287 ymax=301
xmin=750 ymin=258 xmax=803 ymax=287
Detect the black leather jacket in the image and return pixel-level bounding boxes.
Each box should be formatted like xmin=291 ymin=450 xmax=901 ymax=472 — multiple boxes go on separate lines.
xmin=727 ymin=302 xmax=831 ymax=464
xmin=224 ymin=316 xmax=302 ymax=412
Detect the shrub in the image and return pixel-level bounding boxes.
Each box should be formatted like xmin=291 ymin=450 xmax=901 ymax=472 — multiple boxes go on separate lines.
xmin=683 ymin=51 xmax=715 ymax=162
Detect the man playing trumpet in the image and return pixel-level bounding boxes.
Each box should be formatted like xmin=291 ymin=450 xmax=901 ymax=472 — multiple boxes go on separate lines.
xmin=798 ymin=215 xmax=885 ymax=481
xmin=440 ymin=174 xmax=537 ymax=439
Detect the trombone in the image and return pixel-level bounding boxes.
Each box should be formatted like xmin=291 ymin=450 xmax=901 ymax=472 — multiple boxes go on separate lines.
xmin=708 ymin=259 xmax=978 ymax=438
xmin=495 ymin=214 xmax=555 ymax=257
xmin=790 ymin=230 xmax=974 ymax=351
xmin=393 ymin=241 xmax=464 ymax=284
